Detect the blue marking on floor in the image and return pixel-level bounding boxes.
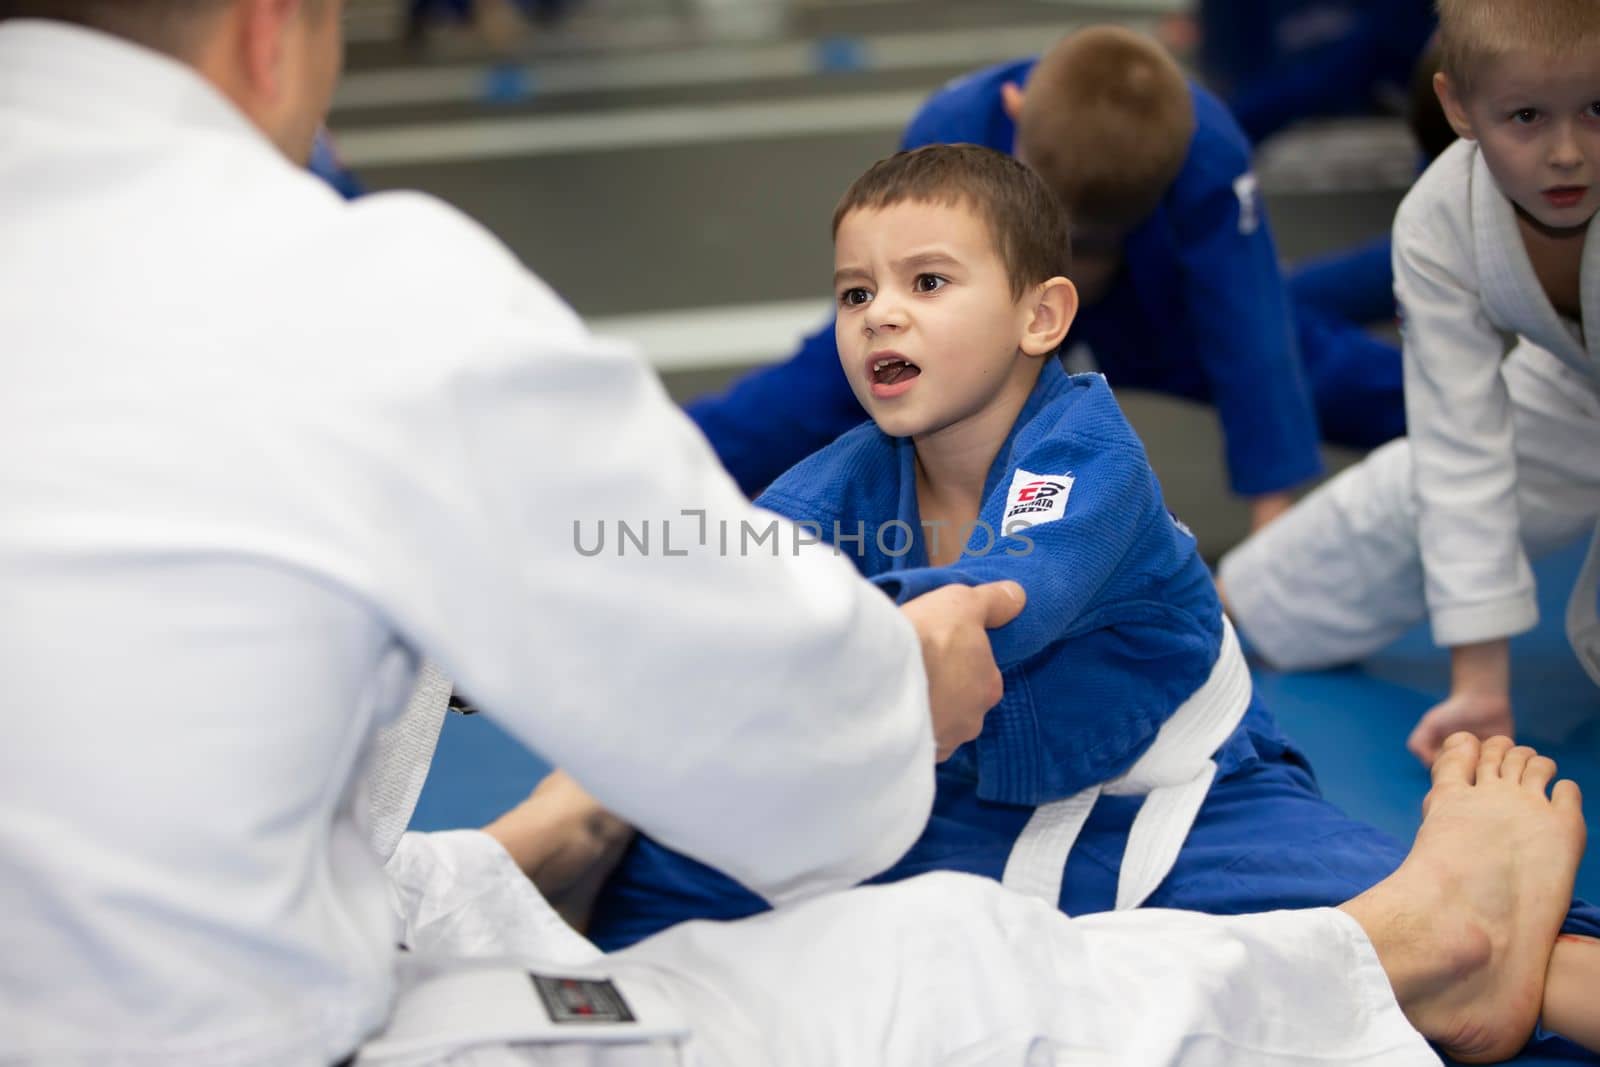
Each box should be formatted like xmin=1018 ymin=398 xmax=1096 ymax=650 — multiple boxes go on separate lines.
xmin=482 ymin=63 xmax=533 ymax=104
xmin=814 ymin=35 xmax=870 ymax=75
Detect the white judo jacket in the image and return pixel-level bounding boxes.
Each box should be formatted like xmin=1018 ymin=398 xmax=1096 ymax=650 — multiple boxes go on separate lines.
xmin=0 ymin=20 xmax=935 ymax=1065
xmin=1394 ymin=138 xmax=1600 ymax=648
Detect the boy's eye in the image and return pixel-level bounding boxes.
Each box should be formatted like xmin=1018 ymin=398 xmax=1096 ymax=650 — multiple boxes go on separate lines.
xmin=913 ymin=274 xmax=948 ymax=293
xmin=1588 ymin=101 xmax=1600 ymax=119
xmin=839 ymin=287 xmax=872 ymax=307
xmin=1510 ymin=108 xmax=1540 ymax=124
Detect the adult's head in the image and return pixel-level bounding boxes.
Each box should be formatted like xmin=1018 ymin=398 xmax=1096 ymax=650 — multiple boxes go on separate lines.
xmin=1001 ymin=26 xmax=1194 ymax=304
xmin=0 ymin=0 xmax=344 ymax=163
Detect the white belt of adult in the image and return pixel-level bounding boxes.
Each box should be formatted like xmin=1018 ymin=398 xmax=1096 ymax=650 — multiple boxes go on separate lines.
xmin=1001 ymin=617 xmax=1253 ymax=912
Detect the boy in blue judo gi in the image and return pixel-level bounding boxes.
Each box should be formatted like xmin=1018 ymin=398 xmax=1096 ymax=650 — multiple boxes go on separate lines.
xmin=592 ymin=143 xmax=1600 ymax=1060
xmin=690 ymin=27 xmax=1333 ymax=530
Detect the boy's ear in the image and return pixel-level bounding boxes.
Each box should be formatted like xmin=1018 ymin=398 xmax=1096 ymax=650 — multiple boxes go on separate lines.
xmin=1020 ymin=277 xmax=1077 ymax=357
xmin=1433 ymin=72 xmax=1477 ymax=142
xmin=1001 ymin=81 xmax=1026 ymax=123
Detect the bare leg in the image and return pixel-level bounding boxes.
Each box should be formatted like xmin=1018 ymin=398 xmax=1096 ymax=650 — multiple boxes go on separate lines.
xmin=482 ymin=770 xmax=634 ymax=931
xmin=1339 ymin=733 xmax=1587 ymax=1063
xmin=1543 ymin=932 xmax=1600 ymax=1050
xmin=1516 ymin=751 xmax=1600 ymax=1053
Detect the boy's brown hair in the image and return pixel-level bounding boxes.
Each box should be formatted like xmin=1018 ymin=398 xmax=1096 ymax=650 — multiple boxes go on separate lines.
xmin=1436 ymin=0 xmax=1600 ymax=96
xmin=831 ymin=143 xmax=1072 ymax=299
xmin=1016 ymin=26 xmax=1194 ymax=231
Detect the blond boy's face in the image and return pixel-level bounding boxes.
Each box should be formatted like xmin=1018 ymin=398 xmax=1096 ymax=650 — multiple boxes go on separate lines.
xmin=1442 ymin=50 xmax=1600 ymax=230
xmin=833 ymin=200 xmax=1043 ymax=441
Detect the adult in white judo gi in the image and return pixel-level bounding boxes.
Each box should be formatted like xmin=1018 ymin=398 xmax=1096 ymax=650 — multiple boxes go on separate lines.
xmin=0 ymin=2 xmax=1587 ymax=1065
xmin=1219 ymin=0 xmax=1600 ymax=765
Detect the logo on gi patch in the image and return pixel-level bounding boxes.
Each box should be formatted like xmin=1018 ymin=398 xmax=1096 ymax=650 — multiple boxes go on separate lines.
xmin=1003 ymin=469 xmax=1075 ymax=529
xmin=530 ymin=974 xmax=637 ymax=1025
xmin=1233 ymin=172 xmax=1261 ymax=235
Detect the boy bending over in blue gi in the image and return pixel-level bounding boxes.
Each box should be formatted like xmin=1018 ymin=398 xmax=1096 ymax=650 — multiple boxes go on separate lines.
xmin=690 ymin=27 xmax=1379 ymax=531
xmin=590 ymin=143 xmax=1600 ymax=1061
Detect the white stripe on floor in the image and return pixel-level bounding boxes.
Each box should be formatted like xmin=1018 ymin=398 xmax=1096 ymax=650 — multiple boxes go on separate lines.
xmin=333 ymin=20 xmax=1150 ymax=111
xmin=336 ymin=89 xmax=923 ymax=166
xmin=589 ymin=297 xmax=831 ymax=372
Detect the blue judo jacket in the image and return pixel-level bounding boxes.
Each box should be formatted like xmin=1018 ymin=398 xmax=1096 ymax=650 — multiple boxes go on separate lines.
xmin=761 ymin=365 xmax=1242 ymax=804
xmin=591 ymin=364 xmax=1273 ymax=949
xmin=688 ymin=61 xmax=1323 ymax=499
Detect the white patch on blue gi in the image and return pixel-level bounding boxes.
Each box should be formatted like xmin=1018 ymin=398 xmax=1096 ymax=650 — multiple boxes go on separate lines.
xmin=1003 ymin=469 xmax=1075 ymax=529
xmin=1233 ymin=172 xmax=1261 ymax=235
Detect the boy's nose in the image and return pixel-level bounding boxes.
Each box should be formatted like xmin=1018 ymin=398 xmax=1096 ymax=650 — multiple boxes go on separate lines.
xmin=1547 ymin=124 xmax=1585 ymax=170
xmin=865 ymin=298 xmax=907 ymax=334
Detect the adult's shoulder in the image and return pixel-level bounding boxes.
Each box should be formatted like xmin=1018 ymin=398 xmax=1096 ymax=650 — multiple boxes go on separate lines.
xmin=252 ymin=186 xmax=598 ymax=412
xmin=902 ymin=56 xmax=1035 ymax=150
xmin=311 ymin=190 xmax=587 ymax=352
xmin=343 ymin=191 xmax=581 ymax=329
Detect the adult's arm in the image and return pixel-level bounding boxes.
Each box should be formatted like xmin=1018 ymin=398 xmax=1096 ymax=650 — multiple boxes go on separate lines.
xmin=331 ymin=195 xmax=937 ymax=908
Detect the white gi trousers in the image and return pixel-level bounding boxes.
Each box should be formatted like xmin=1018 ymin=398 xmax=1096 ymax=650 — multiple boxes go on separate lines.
xmin=378 ymin=832 xmax=1440 ymax=1067
xmin=1220 ymin=341 xmax=1600 ymax=672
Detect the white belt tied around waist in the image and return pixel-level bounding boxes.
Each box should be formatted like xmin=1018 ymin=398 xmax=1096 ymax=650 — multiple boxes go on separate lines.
xmin=1000 ymin=617 xmax=1254 ymax=912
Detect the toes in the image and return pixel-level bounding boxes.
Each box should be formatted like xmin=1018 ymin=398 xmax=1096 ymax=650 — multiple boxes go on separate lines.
xmin=1477 ymin=735 xmax=1515 ymax=781
xmin=1500 ymin=745 xmax=1536 ymax=785
xmin=1553 ymin=778 xmax=1585 ymax=816
xmin=1431 ymin=732 xmax=1481 ymax=788
xmin=1522 ymin=754 xmax=1559 ymax=793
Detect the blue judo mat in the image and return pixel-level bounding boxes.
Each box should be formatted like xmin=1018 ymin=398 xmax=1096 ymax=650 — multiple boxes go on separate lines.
xmin=409 ymin=542 xmax=1599 ymax=1064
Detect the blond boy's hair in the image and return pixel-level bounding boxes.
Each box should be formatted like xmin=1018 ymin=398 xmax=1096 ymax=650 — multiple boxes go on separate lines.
xmin=833 ymin=144 xmax=1072 ymax=300
xmin=1436 ymin=0 xmax=1600 ymax=95
xmin=1016 ymin=26 xmax=1194 ymax=231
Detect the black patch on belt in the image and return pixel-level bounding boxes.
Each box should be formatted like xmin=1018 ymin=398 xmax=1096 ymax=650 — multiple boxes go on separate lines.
xmin=530 ymin=974 xmax=636 ymax=1025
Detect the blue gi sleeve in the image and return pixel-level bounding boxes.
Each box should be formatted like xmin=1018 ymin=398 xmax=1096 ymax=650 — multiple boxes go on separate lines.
xmin=1170 ymin=148 xmax=1323 ymax=496
xmin=873 ymin=428 xmax=1160 ymax=671
xmin=683 ymin=320 xmax=865 ymax=497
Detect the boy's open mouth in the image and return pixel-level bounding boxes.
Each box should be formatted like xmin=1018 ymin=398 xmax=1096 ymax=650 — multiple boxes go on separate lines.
xmin=872 ymin=357 xmax=922 ymax=386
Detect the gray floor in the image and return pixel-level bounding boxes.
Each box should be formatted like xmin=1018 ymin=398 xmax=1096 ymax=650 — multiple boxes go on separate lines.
xmin=331 ymin=0 xmax=1404 ymax=557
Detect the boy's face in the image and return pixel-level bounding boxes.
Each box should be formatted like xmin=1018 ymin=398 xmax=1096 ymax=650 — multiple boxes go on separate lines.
xmin=833 ymin=199 xmax=1050 ymax=441
xmin=1438 ymin=50 xmax=1600 ymax=230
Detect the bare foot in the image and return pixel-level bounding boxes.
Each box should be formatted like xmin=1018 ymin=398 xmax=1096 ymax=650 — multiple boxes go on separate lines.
xmin=1340 ymin=733 xmax=1586 ymax=1062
